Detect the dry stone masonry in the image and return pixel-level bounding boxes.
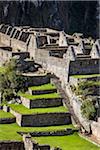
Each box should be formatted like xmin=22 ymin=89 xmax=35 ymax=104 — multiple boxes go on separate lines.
xmin=0 ymin=24 xmax=100 ymax=148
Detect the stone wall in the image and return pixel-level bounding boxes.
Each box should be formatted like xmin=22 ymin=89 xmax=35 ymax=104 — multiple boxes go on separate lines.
xmin=21 ymin=96 xmax=62 ymax=109
xmin=23 ymin=73 xmax=50 ymax=87
xmin=10 ymin=108 xmax=22 ymax=126
xmin=19 ymin=128 xmax=75 ymax=137
xmin=69 ymin=59 xmax=100 ymax=75
xmin=34 ymin=48 xmax=69 ymax=83
xmin=23 ymin=134 xmax=50 ymax=150
xmin=0 ymin=33 xmax=11 ymax=46
xmin=0 ymin=48 xmax=12 ymax=64
xmin=91 ymin=120 xmax=100 ymax=143
xmin=15 ymin=112 xmax=71 ymax=127
xmin=65 ymin=84 xmax=91 ymax=132
xmin=29 ymin=88 xmax=57 ymax=95
xmin=12 ymin=52 xmax=30 ymax=59
xmin=0 ymin=141 xmax=24 ymax=150
xmin=69 ymin=76 xmax=100 ymax=87
xmin=0 ymin=117 xmax=16 ymax=124
xmin=11 ymin=38 xmax=27 ymax=52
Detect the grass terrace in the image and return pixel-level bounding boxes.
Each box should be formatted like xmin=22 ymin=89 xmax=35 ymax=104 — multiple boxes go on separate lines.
xmin=9 ymin=104 xmax=68 ymax=115
xmin=19 ymin=92 xmax=61 ymax=100
xmin=0 ymin=110 xmax=14 ymax=118
xmin=71 ymin=74 xmax=100 ymax=79
xmin=0 ymin=123 xmax=74 ymax=141
xmin=34 ymin=134 xmax=99 ymax=150
xmin=29 ymin=83 xmax=56 ymax=91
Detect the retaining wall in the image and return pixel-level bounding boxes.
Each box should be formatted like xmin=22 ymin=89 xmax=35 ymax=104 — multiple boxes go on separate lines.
xmin=0 ymin=117 xmax=16 ymax=124
xmin=10 ymin=108 xmax=22 ymax=126
xmin=18 ymin=128 xmax=75 ymax=137
xmin=21 ymin=96 xmax=63 ymax=109
xmin=23 ymin=73 xmax=50 ymax=87
xmin=23 ymin=134 xmax=50 ymax=150
xmin=0 ymin=141 xmax=24 ymax=150
xmin=69 ymin=59 xmax=100 ymax=75
xmin=29 ymin=88 xmax=57 ymax=95
xmin=65 ymin=84 xmax=91 ymax=133
xmin=13 ymin=112 xmax=71 ymax=127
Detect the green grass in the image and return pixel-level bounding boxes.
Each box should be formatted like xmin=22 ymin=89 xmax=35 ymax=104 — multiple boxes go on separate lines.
xmin=0 ymin=123 xmax=99 ymax=149
xmin=19 ymin=92 xmax=61 ymax=100
xmin=0 ymin=123 xmax=74 ymax=141
xmin=71 ymin=74 xmax=100 ymax=79
xmin=0 ymin=67 xmax=6 ymax=73
xmin=34 ymin=133 xmax=99 ymax=150
xmin=0 ymin=110 xmax=14 ymax=118
xmin=29 ymin=83 xmax=56 ymax=91
xmin=9 ymin=104 xmax=68 ymax=115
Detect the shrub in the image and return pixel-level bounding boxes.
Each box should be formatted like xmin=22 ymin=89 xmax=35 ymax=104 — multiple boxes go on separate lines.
xmin=81 ymin=99 xmax=96 ymax=120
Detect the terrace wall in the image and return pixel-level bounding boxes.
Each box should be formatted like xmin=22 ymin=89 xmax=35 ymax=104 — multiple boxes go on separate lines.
xmin=69 ymin=76 xmax=100 ymax=86
xmin=23 ymin=73 xmax=50 ymax=87
xmin=69 ymin=59 xmax=100 ymax=75
xmin=0 ymin=141 xmax=24 ymax=150
xmin=23 ymin=134 xmax=50 ymax=150
xmin=21 ymin=112 xmax=71 ymax=127
xmin=19 ymin=128 xmax=74 ymax=137
xmin=10 ymin=108 xmax=22 ymax=126
xmin=0 ymin=117 xmax=16 ymax=124
xmin=29 ymin=88 xmax=57 ymax=95
xmin=21 ymin=96 xmax=63 ymax=108
xmin=15 ymin=112 xmax=71 ymax=127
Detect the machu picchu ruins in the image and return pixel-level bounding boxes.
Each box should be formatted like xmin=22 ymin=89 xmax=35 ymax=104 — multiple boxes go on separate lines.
xmin=0 ymin=1 xmax=100 ymax=150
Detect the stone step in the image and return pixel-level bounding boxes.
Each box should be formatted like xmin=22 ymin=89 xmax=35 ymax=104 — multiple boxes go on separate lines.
xmin=29 ymin=88 xmax=57 ymax=95
xmin=18 ymin=128 xmax=77 ymax=137
xmin=21 ymin=96 xmax=63 ymax=109
xmin=12 ymin=110 xmax=71 ymax=127
xmin=0 ymin=110 xmax=16 ymax=124
xmin=10 ymin=104 xmax=71 ymax=127
xmin=28 ymin=83 xmax=57 ymax=95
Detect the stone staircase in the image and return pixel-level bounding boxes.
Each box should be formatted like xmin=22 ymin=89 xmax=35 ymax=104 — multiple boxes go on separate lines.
xmin=0 ymin=74 xmax=78 ymax=150
xmin=10 ymin=82 xmax=72 ymax=127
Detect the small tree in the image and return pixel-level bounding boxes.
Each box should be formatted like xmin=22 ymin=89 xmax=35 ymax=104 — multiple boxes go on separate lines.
xmin=0 ymin=59 xmax=25 ymax=103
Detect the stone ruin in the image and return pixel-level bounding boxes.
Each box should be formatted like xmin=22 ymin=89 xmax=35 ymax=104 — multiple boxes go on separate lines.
xmin=0 ymin=24 xmax=100 ymax=148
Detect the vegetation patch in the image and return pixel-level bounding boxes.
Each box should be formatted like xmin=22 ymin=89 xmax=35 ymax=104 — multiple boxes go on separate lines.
xmin=9 ymin=104 xmax=68 ymax=114
xmin=19 ymin=92 xmax=61 ymax=100
xmin=0 ymin=123 xmax=74 ymax=141
xmin=34 ymin=133 xmax=99 ymax=150
xmin=0 ymin=67 xmax=6 ymax=73
xmin=29 ymin=83 xmax=56 ymax=91
xmin=70 ymin=74 xmax=100 ymax=79
xmin=0 ymin=110 xmax=14 ymax=118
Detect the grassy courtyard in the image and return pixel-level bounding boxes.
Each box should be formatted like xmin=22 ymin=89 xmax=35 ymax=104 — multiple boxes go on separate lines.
xmin=0 ymin=110 xmax=14 ymax=118
xmin=9 ymin=104 xmax=68 ymax=114
xmin=29 ymin=83 xmax=56 ymax=91
xmin=34 ymin=134 xmax=100 ymax=150
xmin=19 ymin=92 xmax=61 ymax=100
